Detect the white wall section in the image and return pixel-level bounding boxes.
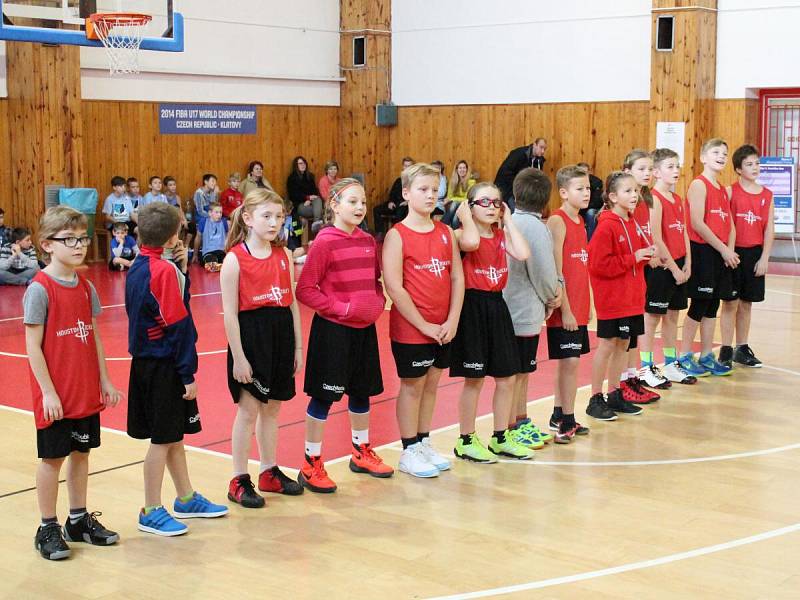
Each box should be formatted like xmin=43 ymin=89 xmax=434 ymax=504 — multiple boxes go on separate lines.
xmin=391 ymin=0 xmax=652 ymax=106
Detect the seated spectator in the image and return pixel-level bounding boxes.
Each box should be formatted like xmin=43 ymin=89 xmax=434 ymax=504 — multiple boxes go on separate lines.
xmin=431 ymin=160 xmax=448 ymax=216
xmin=283 ymin=203 xmax=307 ymax=264
xmin=287 ymin=156 xmax=323 ymax=227
xmin=201 ymin=203 xmax=228 ymax=271
xmin=192 ymin=173 xmax=219 ymax=263
xmin=138 ymin=176 xmax=168 ymax=210
xmin=126 ymin=177 xmax=143 ymax=214
xmin=448 ymin=160 xmax=477 ymax=203
xmin=316 ymin=160 xmax=341 ymax=211
xmin=219 ymin=172 xmax=243 ymax=221
xmin=373 ymin=156 xmax=414 ymax=236
xmin=0 ymin=208 xmax=10 ymax=246
xmin=102 ymin=175 xmax=136 ymax=232
xmin=109 ymin=223 xmax=139 ymax=271
xmin=239 ymin=160 xmax=274 ymax=198
xmin=0 ymin=226 xmax=39 ymax=286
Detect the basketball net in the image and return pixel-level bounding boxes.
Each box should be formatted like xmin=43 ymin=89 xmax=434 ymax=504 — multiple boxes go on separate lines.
xmin=89 ymin=14 xmax=152 ymax=75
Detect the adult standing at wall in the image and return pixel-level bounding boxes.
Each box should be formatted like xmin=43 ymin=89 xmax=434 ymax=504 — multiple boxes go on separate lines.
xmin=494 ymin=138 xmax=547 ymax=209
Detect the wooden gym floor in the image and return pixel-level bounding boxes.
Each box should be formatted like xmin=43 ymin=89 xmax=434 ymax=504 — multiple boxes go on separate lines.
xmin=0 ymin=264 xmax=799 ymax=598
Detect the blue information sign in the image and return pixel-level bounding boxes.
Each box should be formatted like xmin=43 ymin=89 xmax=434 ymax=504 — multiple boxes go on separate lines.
xmin=159 ymin=103 xmax=257 ymax=134
xmin=757 ymin=156 xmax=796 ymax=234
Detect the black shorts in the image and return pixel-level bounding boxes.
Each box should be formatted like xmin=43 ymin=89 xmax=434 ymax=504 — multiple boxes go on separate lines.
xmin=515 ymin=335 xmax=540 ymax=374
xmin=128 ymin=357 xmax=202 ymax=444
xmin=304 ymin=315 xmax=383 ymax=401
xmin=688 ymin=241 xmax=735 ymax=300
xmin=186 ymin=221 xmax=197 ymax=236
xmin=546 ymin=325 xmax=590 ymax=360
xmin=450 ymin=290 xmax=519 ymax=378
xmin=391 ymin=341 xmax=451 ymax=379
xmin=228 ymin=306 xmax=296 ymax=403
xmin=645 ymin=256 xmax=689 ymax=314
xmin=37 ymin=413 xmax=101 ymax=459
xmin=732 ymin=246 xmax=766 ymax=303
xmin=596 ymin=314 xmax=645 ymax=349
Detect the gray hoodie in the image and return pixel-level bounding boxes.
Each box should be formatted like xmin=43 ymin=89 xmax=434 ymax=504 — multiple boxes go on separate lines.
xmin=502 ymin=211 xmax=560 ymax=336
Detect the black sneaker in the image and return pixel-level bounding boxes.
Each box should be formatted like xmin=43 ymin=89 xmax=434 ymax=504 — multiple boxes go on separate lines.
xmin=35 ymin=522 xmax=71 ymax=560
xmin=718 ymin=345 xmax=734 ymax=369
xmin=548 ymin=413 xmax=563 ymax=431
xmin=228 ymin=474 xmax=266 ymax=508
xmin=574 ymin=422 xmax=590 ymax=435
xmin=63 ymin=511 xmax=119 ymax=545
xmin=733 ymin=344 xmax=762 ymax=368
xmin=259 ymin=465 xmax=304 ymax=496
xmin=606 ymin=389 xmax=643 ymax=415
xmin=586 ymin=393 xmax=618 ymax=421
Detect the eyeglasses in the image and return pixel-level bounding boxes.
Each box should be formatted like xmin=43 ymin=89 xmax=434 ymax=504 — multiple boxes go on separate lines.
xmin=48 ymin=236 xmax=92 ymax=248
xmin=469 ymin=197 xmax=502 ymax=208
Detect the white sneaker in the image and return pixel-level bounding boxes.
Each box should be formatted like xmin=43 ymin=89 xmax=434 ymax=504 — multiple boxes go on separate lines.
xmin=398 ymin=443 xmax=439 ymax=478
xmin=419 ymin=437 xmax=451 ymax=471
xmin=638 ymin=365 xmax=670 ymax=389
xmin=661 ymin=361 xmax=697 ymax=384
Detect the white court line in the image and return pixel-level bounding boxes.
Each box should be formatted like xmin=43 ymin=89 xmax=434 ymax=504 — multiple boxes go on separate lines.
xmin=0 ymin=348 xmax=228 ymax=360
xmin=0 ymin=290 xmax=222 ymax=323
xmin=765 ymin=288 xmax=800 ymax=297
xmin=424 ymin=523 xmax=800 ymax=599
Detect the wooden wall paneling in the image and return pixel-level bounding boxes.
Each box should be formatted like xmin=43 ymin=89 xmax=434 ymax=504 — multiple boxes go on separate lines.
xmin=0 ymin=100 xmax=12 ymax=224
xmin=712 ymin=98 xmax=760 ymax=183
xmin=649 ymin=1 xmax=718 ymax=193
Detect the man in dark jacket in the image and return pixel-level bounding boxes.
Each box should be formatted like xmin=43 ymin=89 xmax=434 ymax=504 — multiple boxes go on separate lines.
xmin=373 ymin=156 xmax=414 ymax=236
xmin=494 ymin=138 xmax=547 ymax=210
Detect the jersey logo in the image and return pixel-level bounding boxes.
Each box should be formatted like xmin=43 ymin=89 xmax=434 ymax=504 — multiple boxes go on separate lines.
xmin=280 ymin=259 xmax=287 ymax=270
xmin=710 ymin=207 xmax=728 ymax=222
xmin=442 ymin=233 xmax=449 ymax=245
xmin=413 ymin=257 xmax=451 ymax=277
xmin=619 ymin=235 xmax=625 ymax=243
xmin=570 ymin=249 xmax=589 ymax=265
xmin=56 ymin=318 xmax=93 ymax=345
xmin=500 ymin=241 xmax=506 ymax=251
xmin=737 ymin=210 xmax=760 ymax=225
xmin=668 ymin=220 xmax=685 ymax=234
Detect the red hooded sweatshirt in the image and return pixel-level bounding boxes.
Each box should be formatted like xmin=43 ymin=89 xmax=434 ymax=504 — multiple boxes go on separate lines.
xmin=588 ymin=210 xmax=649 ymax=320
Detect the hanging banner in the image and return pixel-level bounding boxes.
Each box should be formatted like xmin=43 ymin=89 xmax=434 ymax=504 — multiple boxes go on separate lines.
xmin=757 ymin=156 xmax=796 ymax=234
xmin=159 ymin=103 xmax=257 ymax=134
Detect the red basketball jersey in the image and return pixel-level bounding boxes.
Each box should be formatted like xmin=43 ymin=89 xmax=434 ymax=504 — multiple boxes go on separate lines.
xmin=631 ymin=198 xmax=652 ymax=243
xmin=389 ymin=221 xmax=453 ymax=344
xmin=546 ymin=209 xmax=591 ymax=328
xmin=29 ymin=272 xmax=102 ymax=430
xmin=687 ymin=174 xmax=732 ymax=244
xmin=730 ymin=182 xmax=772 ymax=248
xmin=230 ymin=243 xmax=293 ymax=310
xmin=652 ymin=189 xmax=687 ymax=260
xmin=462 ymin=229 xmax=508 ymax=292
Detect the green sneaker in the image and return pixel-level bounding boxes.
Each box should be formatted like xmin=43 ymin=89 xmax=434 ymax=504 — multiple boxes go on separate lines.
xmin=454 ymin=434 xmax=497 ymax=464
xmin=488 ymin=433 xmax=535 ymax=460
xmin=518 ymin=418 xmax=553 ymax=444
xmin=508 ymin=423 xmax=544 ymax=449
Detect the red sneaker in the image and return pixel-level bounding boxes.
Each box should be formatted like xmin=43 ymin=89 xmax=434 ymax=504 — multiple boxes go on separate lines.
xmin=349 ymin=443 xmax=394 ymax=478
xmin=621 ymin=378 xmax=659 ymax=404
xmin=258 ymin=466 xmax=304 ymax=495
xmin=227 ymin=474 xmax=265 ymax=509
xmin=298 ymin=455 xmax=337 ymax=493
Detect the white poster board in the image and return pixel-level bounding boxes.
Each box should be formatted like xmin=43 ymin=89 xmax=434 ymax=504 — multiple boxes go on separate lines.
xmin=655 ymin=121 xmax=686 ymax=166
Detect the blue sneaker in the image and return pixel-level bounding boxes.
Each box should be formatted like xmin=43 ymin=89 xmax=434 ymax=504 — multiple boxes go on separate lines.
xmin=677 ymin=354 xmax=710 ymax=378
xmin=173 ymin=492 xmax=229 ymax=519
xmin=698 ymin=353 xmax=733 ymax=376
xmin=138 ymin=506 xmax=188 ymax=537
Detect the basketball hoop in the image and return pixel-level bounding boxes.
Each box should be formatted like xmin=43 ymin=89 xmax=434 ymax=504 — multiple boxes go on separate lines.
xmin=86 ymin=13 xmax=152 ymax=75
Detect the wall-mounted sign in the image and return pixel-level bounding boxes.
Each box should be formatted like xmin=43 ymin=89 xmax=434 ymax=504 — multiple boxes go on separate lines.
xmin=159 ymin=103 xmax=257 ymax=134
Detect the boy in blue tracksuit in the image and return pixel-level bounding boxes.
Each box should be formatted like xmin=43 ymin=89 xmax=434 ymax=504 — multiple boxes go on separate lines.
xmin=125 ymin=202 xmax=227 ymax=537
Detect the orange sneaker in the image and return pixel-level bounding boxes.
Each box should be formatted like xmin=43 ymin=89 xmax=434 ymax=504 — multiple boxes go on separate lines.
xmin=298 ymin=455 xmax=337 ymax=493
xmin=349 ymin=443 xmax=394 ymax=478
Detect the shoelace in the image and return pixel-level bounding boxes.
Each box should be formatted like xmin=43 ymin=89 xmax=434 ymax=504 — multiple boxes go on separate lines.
xmin=42 ymin=523 xmax=64 ymax=544
xmin=649 ymin=365 xmax=666 ymax=380
xmin=83 ymin=511 xmax=105 ymax=532
xmin=312 ymin=458 xmax=330 ymax=478
xmin=239 ymin=476 xmax=257 ymax=495
xmin=360 ymin=445 xmax=384 ymax=464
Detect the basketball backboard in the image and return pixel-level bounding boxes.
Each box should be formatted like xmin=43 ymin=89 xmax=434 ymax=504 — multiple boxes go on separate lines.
xmin=0 ymin=0 xmax=183 ymax=51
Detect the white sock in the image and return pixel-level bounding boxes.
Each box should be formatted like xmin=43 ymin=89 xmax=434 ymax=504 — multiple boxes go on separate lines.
xmin=352 ymin=429 xmax=369 ymax=446
xmin=305 ymin=441 xmax=322 ymax=457
xmin=259 ymin=462 xmax=276 ymax=474
xmin=627 ymin=368 xmax=637 ymax=378
xmin=620 ymin=371 xmax=630 ymax=382
xmin=233 ymin=471 xmax=248 ymax=478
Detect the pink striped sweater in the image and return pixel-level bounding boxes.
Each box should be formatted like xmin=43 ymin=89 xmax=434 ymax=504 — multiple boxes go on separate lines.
xmin=295 ymin=225 xmax=385 ymax=328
